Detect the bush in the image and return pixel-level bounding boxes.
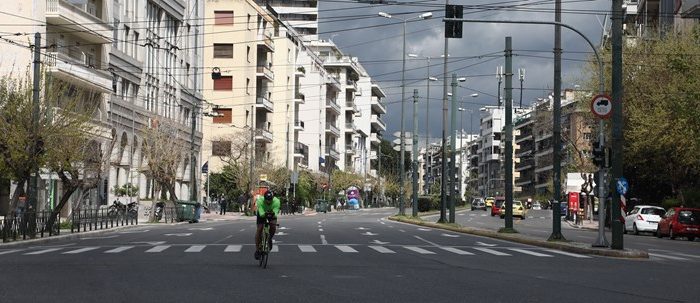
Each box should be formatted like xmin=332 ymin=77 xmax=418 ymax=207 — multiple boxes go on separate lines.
xmin=662 ymin=197 xmax=681 ymax=210
xmin=417 ymin=195 xmax=440 ymax=212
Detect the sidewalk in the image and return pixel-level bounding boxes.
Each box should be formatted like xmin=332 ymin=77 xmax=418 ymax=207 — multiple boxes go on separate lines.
xmin=564 ymin=218 xmax=600 ymax=231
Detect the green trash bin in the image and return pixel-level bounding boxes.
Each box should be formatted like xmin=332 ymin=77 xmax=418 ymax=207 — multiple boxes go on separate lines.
xmin=315 ymin=199 xmax=328 ymax=213
xmin=176 ymin=200 xmax=197 ymax=222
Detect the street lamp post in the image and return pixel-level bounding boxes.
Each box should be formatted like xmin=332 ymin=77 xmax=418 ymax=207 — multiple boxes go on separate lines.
xmin=378 ymin=11 xmax=432 ymax=216
xmin=408 ymin=54 xmax=438 ymax=195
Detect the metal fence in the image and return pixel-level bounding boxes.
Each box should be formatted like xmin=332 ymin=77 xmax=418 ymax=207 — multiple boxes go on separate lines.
xmin=1 ymin=211 xmax=62 ymax=242
xmin=70 ymin=207 xmax=138 ymax=233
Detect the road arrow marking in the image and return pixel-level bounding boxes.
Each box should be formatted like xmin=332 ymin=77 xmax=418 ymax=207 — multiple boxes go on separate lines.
xmin=361 ymin=232 xmax=378 ymax=236
xmin=371 ymin=240 xmax=390 ymax=245
xmin=441 ymin=233 xmax=460 ymax=238
xmin=164 ymin=233 xmax=192 ymax=237
xmin=131 ymin=241 xmax=166 ymax=246
xmin=476 ymin=242 xmax=498 ymax=247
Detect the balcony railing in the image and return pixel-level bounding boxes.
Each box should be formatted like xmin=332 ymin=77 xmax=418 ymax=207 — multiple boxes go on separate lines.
xmin=326 ymin=146 xmax=340 ymax=159
xmin=45 ymin=0 xmax=111 ymax=44
xmin=326 ymin=75 xmax=341 ymax=90
xmin=44 ymin=51 xmax=112 ymax=92
xmin=258 ymin=32 xmax=275 ymax=51
xmin=345 ymin=144 xmax=355 ymax=154
xmin=294 ymin=120 xmax=305 ymax=130
xmin=294 ymin=142 xmax=308 ymax=158
xmin=345 ymin=122 xmax=357 ymax=131
xmin=345 ymin=101 xmax=359 ymax=112
xmin=255 ymin=128 xmax=273 ymax=142
xmin=346 ymin=79 xmax=358 ymax=91
xmin=326 ymin=99 xmax=340 ymax=113
xmin=256 ymin=96 xmax=273 ymax=111
xmin=256 ymin=65 xmax=274 ymax=80
xmin=325 ymin=122 xmax=340 ymax=135
xmin=294 ymin=92 xmax=305 ymax=103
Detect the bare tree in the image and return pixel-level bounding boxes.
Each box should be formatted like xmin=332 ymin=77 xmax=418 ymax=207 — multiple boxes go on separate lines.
xmin=141 ymin=118 xmax=187 ymax=202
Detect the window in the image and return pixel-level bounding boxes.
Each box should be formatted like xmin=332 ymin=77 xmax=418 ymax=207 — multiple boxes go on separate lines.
xmin=213 ymin=43 xmax=233 ymax=58
xmin=214 ymin=11 xmax=234 ymax=25
xmin=213 ymin=108 xmax=232 ymax=124
xmin=247 ymin=14 xmax=252 ymax=30
xmin=212 ymin=141 xmax=232 ymax=157
xmin=246 ymin=78 xmax=250 ymax=95
xmin=494 ymin=133 xmax=501 ymax=141
xmin=213 ymin=76 xmax=233 ymax=90
xmin=246 ymin=46 xmax=251 ymax=62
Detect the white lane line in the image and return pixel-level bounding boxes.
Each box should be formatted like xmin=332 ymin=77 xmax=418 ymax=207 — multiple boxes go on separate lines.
xmin=648 ymin=253 xmax=689 ymax=261
xmin=404 ymin=246 xmax=436 ymax=254
xmin=649 ymin=250 xmax=700 ymax=259
xmin=380 ymin=221 xmax=386 ymax=225
xmin=320 ymin=235 xmax=328 ymax=245
xmin=271 ymin=245 xmax=279 ymax=253
xmin=336 ymin=245 xmax=358 ymax=253
xmin=319 ymin=228 xmax=324 ymax=232
xmin=399 ymin=229 xmax=406 ymax=232
xmin=508 ymin=248 xmax=553 ymax=257
xmin=414 ymin=236 xmax=440 ymax=246
xmin=239 ymin=229 xmax=246 ymax=232
xmin=224 ymin=245 xmax=242 ymax=252
xmin=473 ymin=247 xmax=511 ymax=256
xmin=62 ymin=247 xmax=100 ymax=254
xmin=440 ymin=247 xmax=474 ymax=255
xmin=145 ymin=245 xmax=170 ymax=253
xmin=185 ymin=245 xmax=206 ymax=253
xmin=25 ymin=248 xmax=63 ymax=255
xmin=369 ymin=246 xmax=395 ymax=254
xmin=298 ymin=245 xmax=316 ymax=252
xmin=105 ymin=246 xmax=135 ymax=254
xmin=0 ymin=249 xmax=23 ymax=255
xmin=542 ymin=249 xmax=592 ymax=258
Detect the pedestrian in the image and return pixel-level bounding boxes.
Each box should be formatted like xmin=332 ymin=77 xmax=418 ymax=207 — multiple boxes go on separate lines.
xmin=219 ymin=198 xmax=227 ymax=215
xmin=16 ymin=194 xmax=27 ymax=217
xmin=238 ymin=193 xmax=248 ymax=213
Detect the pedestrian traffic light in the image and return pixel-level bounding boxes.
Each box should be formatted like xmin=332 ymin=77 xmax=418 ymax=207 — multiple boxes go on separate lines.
xmin=445 ymin=5 xmax=463 ymax=38
xmin=592 ymin=141 xmax=604 ymax=167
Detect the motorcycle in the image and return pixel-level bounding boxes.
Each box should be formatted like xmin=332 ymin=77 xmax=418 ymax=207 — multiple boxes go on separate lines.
xmin=154 ymin=201 xmax=165 ymax=222
xmin=108 ymin=200 xmax=126 ymax=218
xmin=126 ymin=201 xmax=138 ymax=219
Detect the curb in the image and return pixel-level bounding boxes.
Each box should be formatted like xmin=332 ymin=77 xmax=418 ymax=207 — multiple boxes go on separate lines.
xmin=388 ymin=216 xmax=648 ymax=259
xmin=564 ymin=220 xmax=600 ymax=231
xmin=0 ymin=224 xmax=148 ymax=248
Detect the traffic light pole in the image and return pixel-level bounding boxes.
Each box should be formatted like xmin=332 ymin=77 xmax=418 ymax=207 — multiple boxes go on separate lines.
xmin=610 ymin=0 xmax=625 ymax=250
xmin=412 ymin=89 xmax=419 ymax=217
xmin=504 ymin=37 xmax=514 ymax=230
xmin=592 ymin=121 xmax=609 ymax=247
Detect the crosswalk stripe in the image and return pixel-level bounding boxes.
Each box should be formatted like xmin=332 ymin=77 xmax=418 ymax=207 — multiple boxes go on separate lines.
xmin=298 ymin=245 xmax=316 ymax=252
xmin=649 ymin=253 xmax=689 ymax=261
xmin=0 ymin=249 xmax=22 ymax=255
xmin=105 ymin=246 xmax=134 ymax=253
xmin=369 ymin=246 xmax=395 ymax=254
xmin=336 ymin=245 xmax=358 ymax=253
xmin=271 ymin=245 xmax=279 ymax=253
xmin=440 ymin=247 xmax=474 ymax=255
xmin=145 ymin=245 xmax=170 ymax=253
xmin=63 ymin=247 xmax=100 ymax=254
xmin=542 ymin=249 xmax=592 ymax=258
xmin=404 ymin=246 xmax=435 ymax=255
xmin=24 ymin=248 xmax=62 ymax=255
xmin=473 ymin=247 xmax=511 ymax=256
xmin=508 ymin=248 xmax=553 ymax=257
xmin=185 ymin=245 xmax=206 ymax=253
xmin=224 ymin=245 xmax=242 ymax=252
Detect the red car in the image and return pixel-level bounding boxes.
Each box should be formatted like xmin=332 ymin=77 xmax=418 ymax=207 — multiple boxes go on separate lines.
xmin=656 ymin=207 xmax=700 ymax=241
xmin=490 ymin=197 xmax=505 ymax=217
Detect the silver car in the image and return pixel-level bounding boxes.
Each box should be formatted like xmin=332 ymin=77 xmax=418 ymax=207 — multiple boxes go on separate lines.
xmin=471 ymin=198 xmax=487 ymax=211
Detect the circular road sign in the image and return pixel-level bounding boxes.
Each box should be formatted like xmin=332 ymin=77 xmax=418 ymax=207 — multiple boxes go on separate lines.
xmin=590 ymin=94 xmax=613 ymax=119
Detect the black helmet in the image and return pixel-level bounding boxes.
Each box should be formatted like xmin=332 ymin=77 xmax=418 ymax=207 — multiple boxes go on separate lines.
xmin=264 ymin=190 xmax=274 ymax=201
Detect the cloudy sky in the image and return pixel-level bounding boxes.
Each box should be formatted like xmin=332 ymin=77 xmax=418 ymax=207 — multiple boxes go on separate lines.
xmin=317 ymin=0 xmax=610 ymax=142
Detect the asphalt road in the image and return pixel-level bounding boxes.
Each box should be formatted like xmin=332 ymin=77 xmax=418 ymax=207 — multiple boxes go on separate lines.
xmin=0 ymin=208 xmax=697 ymax=303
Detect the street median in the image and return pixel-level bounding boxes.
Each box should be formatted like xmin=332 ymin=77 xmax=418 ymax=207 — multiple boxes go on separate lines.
xmin=388 ymin=215 xmax=649 ymax=259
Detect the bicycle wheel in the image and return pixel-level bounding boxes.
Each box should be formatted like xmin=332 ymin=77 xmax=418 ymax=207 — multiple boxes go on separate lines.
xmin=259 ymin=230 xmax=267 ymax=267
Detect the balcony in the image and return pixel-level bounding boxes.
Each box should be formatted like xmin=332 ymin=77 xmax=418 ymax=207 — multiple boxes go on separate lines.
xmin=256 ymin=65 xmax=274 ymax=81
xmin=326 ymin=75 xmax=341 ymax=91
xmin=294 ymin=120 xmax=305 ymax=131
xmin=295 ymin=66 xmax=306 ymax=77
xmin=46 ymin=0 xmax=112 ymax=44
xmin=346 ymin=79 xmax=358 ymax=91
xmin=371 ymin=114 xmax=386 ymax=131
xmin=294 ymin=142 xmax=308 ymax=159
xmin=345 ymin=144 xmax=355 ymax=155
xmin=326 ymin=99 xmax=340 ymax=114
xmin=44 ymin=51 xmax=112 ymax=93
xmin=370 ymin=169 xmax=377 ymax=177
xmin=255 ymin=128 xmax=273 ymax=143
xmin=325 ymin=146 xmax=340 ymax=160
xmin=345 ymin=122 xmax=357 ymax=132
xmin=325 ymin=122 xmax=340 ymax=137
xmin=323 ymin=56 xmax=361 ymax=74
xmin=370 ymin=132 xmax=381 ymax=145
xmin=255 ymin=96 xmax=273 ymax=112
xmin=257 ymin=31 xmax=275 ymax=52
xmin=370 ymin=150 xmax=377 ymax=160
xmin=294 ymin=92 xmax=305 ymax=104
xmin=371 ymin=96 xmax=387 ymax=114
xmin=345 ymin=100 xmax=359 ymax=112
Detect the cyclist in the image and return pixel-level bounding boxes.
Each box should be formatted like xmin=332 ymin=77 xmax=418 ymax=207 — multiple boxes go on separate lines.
xmin=254 ymin=190 xmax=280 ymax=260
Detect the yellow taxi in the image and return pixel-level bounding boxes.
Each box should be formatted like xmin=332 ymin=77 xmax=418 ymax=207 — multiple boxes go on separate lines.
xmin=499 ymin=200 xmax=528 ymax=219
xmin=485 ymin=197 xmax=495 ymax=208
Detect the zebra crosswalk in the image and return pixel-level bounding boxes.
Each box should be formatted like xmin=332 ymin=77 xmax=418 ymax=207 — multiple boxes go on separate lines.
xmin=1 ymin=244 xmax=595 ymax=259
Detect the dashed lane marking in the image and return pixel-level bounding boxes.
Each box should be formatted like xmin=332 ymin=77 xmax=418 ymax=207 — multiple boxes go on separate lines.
xmin=63 ymin=247 xmax=100 ymax=254
xmin=368 ymin=246 xmax=395 ymax=254
xmin=473 ymin=247 xmax=511 ymax=256
xmin=105 ymin=246 xmax=134 ymax=254
xmin=145 ymin=245 xmax=170 ymax=253
xmin=185 ymin=245 xmax=206 ymax=253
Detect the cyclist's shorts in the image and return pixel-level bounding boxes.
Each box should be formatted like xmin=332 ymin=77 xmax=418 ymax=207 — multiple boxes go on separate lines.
xmin=256 ymin=215 xmax=277 ymax=225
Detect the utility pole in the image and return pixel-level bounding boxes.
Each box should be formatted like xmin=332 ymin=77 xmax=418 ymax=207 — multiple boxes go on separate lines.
xmin=412 ymin=89 xmax=419 ymax=217
xmin=249 ymin=105 xmax=255 ymax=213
xmin=519 ymin=68 xmax=525 ymax=108
xmin=610 ymin=0 xmax=624 ymax=250
xmin=439 ymin=1 xmax=451 ymax=224
xmin=398 ymin=13 xmax=407 ymax=217
xmin=549 ymin=0 xmax=565 ymax=241
xmin=504 ymin=37 xmax=514 ymax=230
xmin=425 ymin=57 xmax=432 ymax=195
xmin=28 ymin=32 xmax=41 ymax=237
xmin=449 ymin=74 xmax=457 ymax=223
xmin=190 ymin=102 xmax=198 ymax=202
xmin=496 ymin=66 xmax=503 ymax=107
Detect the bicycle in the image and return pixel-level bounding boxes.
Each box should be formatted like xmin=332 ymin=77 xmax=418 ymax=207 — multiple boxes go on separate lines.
xmin=258 ymin=219 xmax=279 ymax=269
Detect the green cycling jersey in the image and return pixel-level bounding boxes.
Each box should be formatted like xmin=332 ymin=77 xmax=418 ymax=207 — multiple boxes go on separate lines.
xmin=256 ymin=196 xmax=281 ymax=218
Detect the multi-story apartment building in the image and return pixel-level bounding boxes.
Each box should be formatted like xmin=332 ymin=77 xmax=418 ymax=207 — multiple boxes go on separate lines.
xmin=369 ymin=82 xmax=387 ymax=177
xmin=478 ymin=106 xmax=505 ymax=197
xmin=514 ymin=109 xmax=536 ymax=197
xmin=256 ymin=0 xmax=319 ymax=40
xmin=0 ymin=0 xmax=204 ymax=211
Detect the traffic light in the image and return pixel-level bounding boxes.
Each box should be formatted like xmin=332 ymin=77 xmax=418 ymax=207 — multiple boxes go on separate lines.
xmin=445 ymin=5 xmax=463 ymax=38
xmin=592 ymin=141 xmax=604 ymax=167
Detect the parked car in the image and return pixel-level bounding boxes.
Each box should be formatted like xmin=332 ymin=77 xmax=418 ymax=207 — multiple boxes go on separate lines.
xmin=471 ymin=198 xmax=487 ymax=211
xmin=531 ymin=201 xmax=542 ymax=210
xmin=499 ymin=200 xmax=528 ymax=219
xmin=490 ymin=197 xmax=505 ymax=217
xmin=624 ymin=205 xmax=665 ymax=235
xmin=485 ymin=197 xmax=495 ymax=208
xmin=656 ymin=207 xmax=700 ymax=241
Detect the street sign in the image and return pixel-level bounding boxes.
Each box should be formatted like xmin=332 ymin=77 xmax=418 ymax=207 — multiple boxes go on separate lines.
xmin=291 ymin=171 xmax=299 ymax=184
xmin=392 ymin=138 xmax=402 ymax=145
xmin=590 ymin=94 xmax=613 ymax=119
xmin=259 ymin=174 xmax=268 ymax=181
xmin=616 ymin=177 xmax=629 ymax=196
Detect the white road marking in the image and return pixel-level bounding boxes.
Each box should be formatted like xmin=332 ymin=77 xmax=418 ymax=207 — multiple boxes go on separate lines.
xmin=649 ymin=250 xmax=700 ymax=259
xmin=319 ymin=228 xmax=324 ymax=232
xmin=648 ymin=253 xmax=689 ymax=261
xmin=105 ymin=246 xmax=135 ymax=253
xmin=271 ymin=245 xmax=279 ymax=253
xmin=399 ymin=229 xmax=406 ymax=232
xmin=336 ymin=245 xmax=358 ymax=253
xmin=298 ymin=245 xmax=316 ymax=252
xmin=361 ymin=232 xmax=378 ymax=236
xmin=475 ymin=242 xmax=498 ymax=247
xmin=440 ymin=247 xmax=474 ymax=255
xmin=224 ymin=245 xmax=242 ymax=252
xmin=25 ymin=248 xmax=62 ymax=255
xmin=81 ymin=235 xmax=118 ymax=240
xmin=473 ymin=248 xmax=511 ymax=256
xmin=441 ymin=233 xmax=460 ymax=238
xmin=0 ymin=249 xmax=22 ymax=255
xmin=369 ymin=246 xmax=395 ymax=254
xmin=185 ymin=245 xmax=206 ymax=253
xmin=320 ymin=235 xmax=328 ymax=245
xmin=119 ymin=230 xmax=149 ymax=234
xmin=146 ymin=245 xmax=170 ymax=253
xmin=131 ymin=241 xmax=166 ymax=246
xmin=62 ymin=247 xmax=100 ymax=254
xmin=380 ymin=222 xmax=386 ymax=225
xmin=542 ymin=249 xmax=591 ymax=258
xmin=371 ymin=240 xmax=390 ymax=245
xmin=239 ymin=229 xmax=246 ymax=232
xmin=508 ymin=248 xmax=553 ymax=257
xmin=187 ymin=227 xmax=213 ymax=231
xmin=417 ymin=228 xmax=432 ymax=232
xmin=414 ymin=236 xmax=440 ymax=246
xmin=164 ymin=233 xmax=192 ymax=237
xmin=404 ymin=246 xmax=435 ymax=254
xmin=276 ymin=232 xmax=288 ymax=236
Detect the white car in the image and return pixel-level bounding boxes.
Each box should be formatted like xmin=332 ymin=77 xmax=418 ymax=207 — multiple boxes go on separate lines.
xmin=624 ymin=205 xmax=666 ymax=235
